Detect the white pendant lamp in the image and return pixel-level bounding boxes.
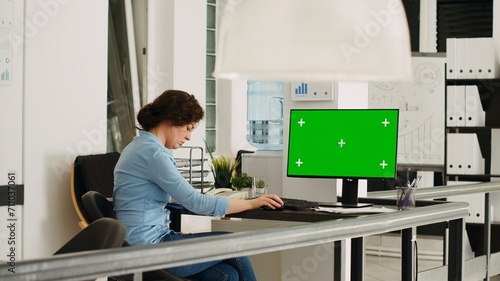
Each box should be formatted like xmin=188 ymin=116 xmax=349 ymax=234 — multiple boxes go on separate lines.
xmin=213 ymin=0 xmax=414 ymax=82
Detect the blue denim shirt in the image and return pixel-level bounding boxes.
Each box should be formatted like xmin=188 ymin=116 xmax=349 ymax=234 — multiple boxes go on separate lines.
xmin=113 ymin=131 xmax=229 ymax=245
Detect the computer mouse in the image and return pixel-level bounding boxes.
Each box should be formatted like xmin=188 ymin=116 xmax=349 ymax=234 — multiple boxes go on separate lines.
xmin=261 ymin=204 xmax=284 ymax=211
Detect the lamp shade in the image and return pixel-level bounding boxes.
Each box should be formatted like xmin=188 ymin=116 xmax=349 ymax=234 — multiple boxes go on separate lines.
xmin=213 ymin=0 xmax=413 ymax=82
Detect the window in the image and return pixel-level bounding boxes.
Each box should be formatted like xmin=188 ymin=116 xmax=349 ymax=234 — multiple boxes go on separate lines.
xmin=205 ymin=0 xmax=217 ymax=152
xmin=107 ymin=0 xmax=137 ymax=152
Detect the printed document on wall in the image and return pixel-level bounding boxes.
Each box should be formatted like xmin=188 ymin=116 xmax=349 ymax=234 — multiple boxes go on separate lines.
xmin=0 ymin=33 xmax=12 ymax=85
xmin=0 ymin=0 xmax=14 ymax=29
xmin=368 ymin=54 xmax=445 ymax=166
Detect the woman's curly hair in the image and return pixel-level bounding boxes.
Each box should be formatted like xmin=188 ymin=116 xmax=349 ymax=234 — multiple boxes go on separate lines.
xmin=136 ymin=90 xmax=204 ymax=131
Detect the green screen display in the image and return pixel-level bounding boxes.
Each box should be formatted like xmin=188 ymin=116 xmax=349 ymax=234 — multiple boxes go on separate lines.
xmin=287 ymin=109 xmax=399 ymax=179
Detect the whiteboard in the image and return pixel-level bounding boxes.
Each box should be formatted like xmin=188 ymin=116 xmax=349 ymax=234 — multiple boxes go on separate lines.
xmin=368 ymin=54 xmax=446 ymax=167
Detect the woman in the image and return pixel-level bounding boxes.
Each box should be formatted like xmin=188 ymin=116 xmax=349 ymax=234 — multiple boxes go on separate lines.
xmin=113 ymin=89 xmax=283 ymax=280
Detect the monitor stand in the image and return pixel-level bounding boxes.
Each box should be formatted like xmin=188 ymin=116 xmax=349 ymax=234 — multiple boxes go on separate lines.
xmin=320 ymin=178 xmax=373 ymax=208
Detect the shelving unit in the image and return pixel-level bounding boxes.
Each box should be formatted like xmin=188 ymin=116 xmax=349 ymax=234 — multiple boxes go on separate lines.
xmin=445 ymin=78 xmax=500 ymax=182
xmin=445 ymin=78 xmax=500 ymax=223
xmin=175 ymin=146 xmax=212 ymax=193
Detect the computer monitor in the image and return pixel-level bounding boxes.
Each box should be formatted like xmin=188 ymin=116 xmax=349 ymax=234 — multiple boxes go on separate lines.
xmin=287 ymin=108 xmax=399 ymax=207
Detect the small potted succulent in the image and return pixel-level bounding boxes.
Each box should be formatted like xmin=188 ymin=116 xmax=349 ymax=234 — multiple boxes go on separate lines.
xmin=254 ymin=177 xmax=268 ymax=195
xmin=231 ymin=172 xmax=253 ymax=191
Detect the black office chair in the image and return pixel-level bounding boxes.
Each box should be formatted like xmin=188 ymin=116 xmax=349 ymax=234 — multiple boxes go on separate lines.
xmin=54 ymin=217 xmax=126 ymax=256
xmin=71 ymin=152 xmax=121 ymax=228
xmin=81 ymin=190 xmax=196 ymax=281
xmin=82 ymin=190 xmax=115 ymax=222
xmin=54 ymin=217 xmax=138 ymax=281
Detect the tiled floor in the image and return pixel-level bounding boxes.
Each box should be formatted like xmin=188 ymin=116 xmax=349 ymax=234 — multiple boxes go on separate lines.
xmin=366 ymin=254 xmax=500 ymax=281
xmin=365 ymin=234 xmax=500 ymax=281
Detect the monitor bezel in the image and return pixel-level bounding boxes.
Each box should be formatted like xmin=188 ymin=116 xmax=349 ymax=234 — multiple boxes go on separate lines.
xmin=286 ymin=108 xmax=399 ymax=180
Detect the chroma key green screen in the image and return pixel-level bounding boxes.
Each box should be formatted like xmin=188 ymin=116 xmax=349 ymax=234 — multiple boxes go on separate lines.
xmin=287 ymin=109 xmax=399 ymax=179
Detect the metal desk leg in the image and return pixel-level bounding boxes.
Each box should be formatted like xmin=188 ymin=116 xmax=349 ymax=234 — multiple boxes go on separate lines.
xmin=448 ymin=218 xmax=464 ymax=281
xmin=484 ymin=193 xmax=491 ymax=281
xmin=351 ymin=237 xmax=364 ymax=281
xmin=401 ymin=227 xmax=416 ymax=281
xmin=334 ymin=240 xmax=344 ymax=281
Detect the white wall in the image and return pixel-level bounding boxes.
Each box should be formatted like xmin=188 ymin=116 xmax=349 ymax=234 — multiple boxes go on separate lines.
xmin=0 ymin=0 xmax=24 ymax=261
xmin=216 ymin=79 xmax=251 ymax=156
xmin=21 ymin=0 xmax=108 ymax=259
xmin=144 ymin=0 xmax=207 ymax=157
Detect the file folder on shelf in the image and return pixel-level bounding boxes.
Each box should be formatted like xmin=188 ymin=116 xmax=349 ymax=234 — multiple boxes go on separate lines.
xmin=446 ymin=85 xmax=457 ymax=127
xmin=446 ymin=38 xmax=457 ymax=79
xmin=465 ymin=38 xmax=477 ymax=79
xmin=447 ymin=133 xmax=484 ymax=175
xmin=491 ymin=129 xmax=500 ymax=175
xmin=481 ymin=38 xmax=499 ymax=79
xmin=465 ymin=85 xmax=485 ymax=127
xmin=447 ymin=133 xmax=463 ymax=174
xmin=446 ymin=181 xmax=483 ymax=223
xmin=456 ymin=39 xmax=467 ymax=79
xmin=446 ymin=37 xmax=499 ymax=79
xmin=446 ymin=85 xmax=466 ymax=127
xmin=464 ymin=133 xmax=485 ymax=175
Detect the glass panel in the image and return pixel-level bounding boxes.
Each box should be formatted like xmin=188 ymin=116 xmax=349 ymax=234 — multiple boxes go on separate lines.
xmin=206 ymin=55 xmax=215 ymax=78
xmin=207 ymin=0 xmax=217 ymax=151
xmin=205 ymin=130 xmax=216 ymax=152
xmin=108 ymin=0 xmax=136 ymax=152
xmin=206 ymin=30 xmax=216 ymax=54
xmin=207 ymin=5 xmax=216 ymax=29
xmin=205 ymin=104 xmax=216 ymax=129
xmin=206 ymin=80 xmax=216 ymax=104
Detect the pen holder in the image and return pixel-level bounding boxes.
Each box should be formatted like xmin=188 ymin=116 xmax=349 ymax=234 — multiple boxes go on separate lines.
xmin=396 ymin=186 xmax=416 ymax=210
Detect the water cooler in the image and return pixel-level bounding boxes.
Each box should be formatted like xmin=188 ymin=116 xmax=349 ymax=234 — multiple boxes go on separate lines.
xmin=243 ymin=81 xmax=285 ymax=195
xmin=246 ymin=81 xmax=284 ymax=151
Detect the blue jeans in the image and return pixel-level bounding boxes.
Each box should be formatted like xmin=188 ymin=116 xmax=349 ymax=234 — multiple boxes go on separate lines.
xmin=162 ymin=231 xmax=257 ymax=281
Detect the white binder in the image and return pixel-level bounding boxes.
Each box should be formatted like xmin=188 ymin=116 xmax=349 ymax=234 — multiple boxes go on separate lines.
xmin=465 ymin=38 xmax=477 ymax=79
xmin=456 ymin=39 xmax=467 ymax=79
xmin=446 ymin=85 xmax=457 ymax=127
xmin=465 ymin=85 xmax=485 ymax=127
xmin=483 ymin=38 xmax=499 ymax=79
xmin=455 ymin=85 xmax=466 ymax=127
xmin=491 ymin=129 xmax=500 ymax=175
xmin=446 ymin=85 xmax=466 ymax=127
xmin=477 ymin=38 xmax=488 ymax=79
xmin=447 ymin=133 xmax=463 ymax=174
xmin=446 ymin=38 xmax=457 ymax=79
xmin=447 ymin=133 xmax=484 ymax=175
xmin=463 ymin=133 xmax=485 ymax=175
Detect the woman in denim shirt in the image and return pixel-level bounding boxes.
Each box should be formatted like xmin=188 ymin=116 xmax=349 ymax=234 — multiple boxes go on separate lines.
xmin=114 ymin=89 xmax=283 ymax=280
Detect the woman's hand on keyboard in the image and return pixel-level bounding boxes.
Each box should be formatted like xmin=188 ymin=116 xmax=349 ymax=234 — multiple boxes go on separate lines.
xmin=251 ymin=194 xmax=284 ymax=210
xmin=226 ymin=194 xmax=284 ymax=214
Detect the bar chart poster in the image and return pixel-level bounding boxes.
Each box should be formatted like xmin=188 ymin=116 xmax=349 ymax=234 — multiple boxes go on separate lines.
xmin=0 ymin=33 xmax=12 ymax=85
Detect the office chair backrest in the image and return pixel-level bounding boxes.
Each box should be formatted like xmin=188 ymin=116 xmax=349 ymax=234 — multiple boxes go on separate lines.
xmin=80 ymin=191 xmax=196 ymax=281
xmin=82 ymin=190 xmax=115 ymax=222
xmin=54 ymin=217 xmax=126 ymax=255
xmin=71 ymin=152 xmax=120 ymax=228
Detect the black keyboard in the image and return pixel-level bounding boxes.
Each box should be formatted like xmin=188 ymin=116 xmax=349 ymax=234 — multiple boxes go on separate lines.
xmin=281 ymin=198 xmax=318 ymax=211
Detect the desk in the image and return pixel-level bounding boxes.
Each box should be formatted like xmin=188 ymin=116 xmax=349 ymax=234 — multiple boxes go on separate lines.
xmin=224 ymin=198 xmax=465 ymax=281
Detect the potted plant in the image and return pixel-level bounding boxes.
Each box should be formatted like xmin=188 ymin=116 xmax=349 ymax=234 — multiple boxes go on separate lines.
xmin=231 ymin=172 xmax=252 ymax=190
xmin=254 ymin=177 xmax=268 ymax=195
xmin=205 ymin=140 xmax=239 ymax=189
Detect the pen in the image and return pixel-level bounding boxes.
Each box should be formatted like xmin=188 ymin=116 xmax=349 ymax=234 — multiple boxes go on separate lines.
xmin=409 ymin=178 xmax=417 ymax=188
xmin=412 ymin=175 xmax=422 ymax=188
xmin=397 ymin=188 xmax=406 ymax=209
